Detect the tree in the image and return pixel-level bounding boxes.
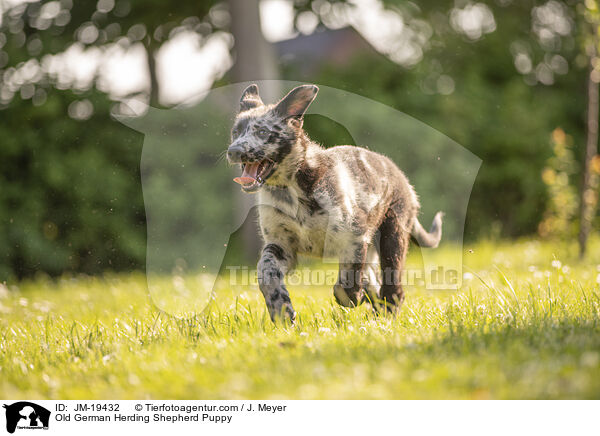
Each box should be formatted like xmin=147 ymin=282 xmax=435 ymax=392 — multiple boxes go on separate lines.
xmin=0 ymin=0 xmax=220 ymax=107
xmin=228 ymin=0 xmax=279 ymax=258
xmin=578 ymin=1 xmax=600 ymax=257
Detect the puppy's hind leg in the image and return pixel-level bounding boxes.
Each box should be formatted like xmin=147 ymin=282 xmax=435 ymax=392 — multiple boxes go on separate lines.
xmin=333 ymin=241 xmax=368 ymax=308
xmin=363 ymin=244 xmax=382 ymax=306
xmin=377 ymin=208 xmax=410 ymax=313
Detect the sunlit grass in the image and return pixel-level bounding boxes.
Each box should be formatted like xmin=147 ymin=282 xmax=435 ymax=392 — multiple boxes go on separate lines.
xmin=1 ymin=237 xmax=599 ymax=399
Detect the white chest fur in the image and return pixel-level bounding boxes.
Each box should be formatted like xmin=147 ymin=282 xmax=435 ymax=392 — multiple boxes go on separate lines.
xmin=258 ymin=185 xmax=340 ymax=256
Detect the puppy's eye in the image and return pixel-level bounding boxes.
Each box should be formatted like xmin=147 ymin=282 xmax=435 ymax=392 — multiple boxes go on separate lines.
xmin=257 ymin=128 xmax=269 ymax=139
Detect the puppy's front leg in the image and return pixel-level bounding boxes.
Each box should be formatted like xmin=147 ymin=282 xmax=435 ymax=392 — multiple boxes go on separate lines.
xmin=257 ymin=243 xmax=295 ymax=323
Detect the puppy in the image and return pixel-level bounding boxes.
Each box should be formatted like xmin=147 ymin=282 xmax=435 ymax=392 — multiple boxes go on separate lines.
xmin=227 ymin=84 xmax=442 ymax=323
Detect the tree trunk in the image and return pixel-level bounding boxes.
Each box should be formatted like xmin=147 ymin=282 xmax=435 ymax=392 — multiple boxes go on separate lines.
xmin=229 ymin=0 xmax=279 ymax=90
xmin=228 ymin=0 xmax=280 ymax=260
xmin=578 ymin=60 xmax=600 ymax=258
xmin=146 ymin=40 xmax=161 ymax=107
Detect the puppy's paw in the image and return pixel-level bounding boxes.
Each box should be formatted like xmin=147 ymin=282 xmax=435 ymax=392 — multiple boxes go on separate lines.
xmin=282 ymin=303 xmax=296 ymax=325
xmin=371 ymin=299 xmax=402 ymax=317
xmin=268 ymin=302 xmax=296 ymax=326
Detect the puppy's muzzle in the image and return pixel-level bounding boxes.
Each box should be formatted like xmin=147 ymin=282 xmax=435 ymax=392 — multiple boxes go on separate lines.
xmin=227 ymin=144 xmax=246 ymax=163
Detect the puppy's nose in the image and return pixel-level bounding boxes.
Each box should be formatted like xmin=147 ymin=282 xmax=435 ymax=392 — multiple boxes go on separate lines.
xmin=227 ymin=144 xmax=244 ymax=162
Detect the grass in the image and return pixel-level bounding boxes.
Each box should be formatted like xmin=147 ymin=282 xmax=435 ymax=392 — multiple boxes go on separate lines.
xmin=1 ymin=238 xmax=599 ymax=399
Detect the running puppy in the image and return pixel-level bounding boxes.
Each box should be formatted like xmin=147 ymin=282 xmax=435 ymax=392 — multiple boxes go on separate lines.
xmin=227 ymin=84 xmax=442 ymax=323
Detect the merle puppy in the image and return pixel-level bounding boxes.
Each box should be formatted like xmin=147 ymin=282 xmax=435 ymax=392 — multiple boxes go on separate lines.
xmin=227 ymin=84 xmax=442 ymax=323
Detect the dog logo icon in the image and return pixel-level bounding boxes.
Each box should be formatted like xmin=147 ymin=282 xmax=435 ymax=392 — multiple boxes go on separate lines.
xmin=2 ymin=402 xmax=50 ymax=433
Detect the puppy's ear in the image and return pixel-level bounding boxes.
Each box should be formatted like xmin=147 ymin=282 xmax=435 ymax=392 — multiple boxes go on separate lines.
xmin=239 ymin=84 xmax=263 ymax=112
xmin=274 ymin=84 xmax=318 ymax=119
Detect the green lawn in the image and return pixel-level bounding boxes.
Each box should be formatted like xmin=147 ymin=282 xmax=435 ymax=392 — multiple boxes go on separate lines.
xmin=1 ymin=238 xmax=599 ymax=399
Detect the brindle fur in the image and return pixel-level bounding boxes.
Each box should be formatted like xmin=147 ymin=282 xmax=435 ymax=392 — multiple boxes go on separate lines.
xmin=227 ymin=84 xmax=443 ymax=323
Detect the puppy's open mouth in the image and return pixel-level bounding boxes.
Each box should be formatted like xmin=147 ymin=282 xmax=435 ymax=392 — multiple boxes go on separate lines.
xmin=233 ymin=159 xmax=275 ymax=192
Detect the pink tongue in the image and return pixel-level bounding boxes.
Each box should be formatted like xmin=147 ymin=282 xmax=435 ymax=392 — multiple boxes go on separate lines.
xmin=233 ymin=162 xmax=261 ymax=186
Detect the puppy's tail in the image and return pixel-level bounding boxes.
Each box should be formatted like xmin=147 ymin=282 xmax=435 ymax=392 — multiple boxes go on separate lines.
xmin=412 ymin=212 xmax=443 ymax=248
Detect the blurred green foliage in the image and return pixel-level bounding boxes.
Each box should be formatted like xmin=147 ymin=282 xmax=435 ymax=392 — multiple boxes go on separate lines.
xmin=0 ymin=90 xmax=145 ymax=279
